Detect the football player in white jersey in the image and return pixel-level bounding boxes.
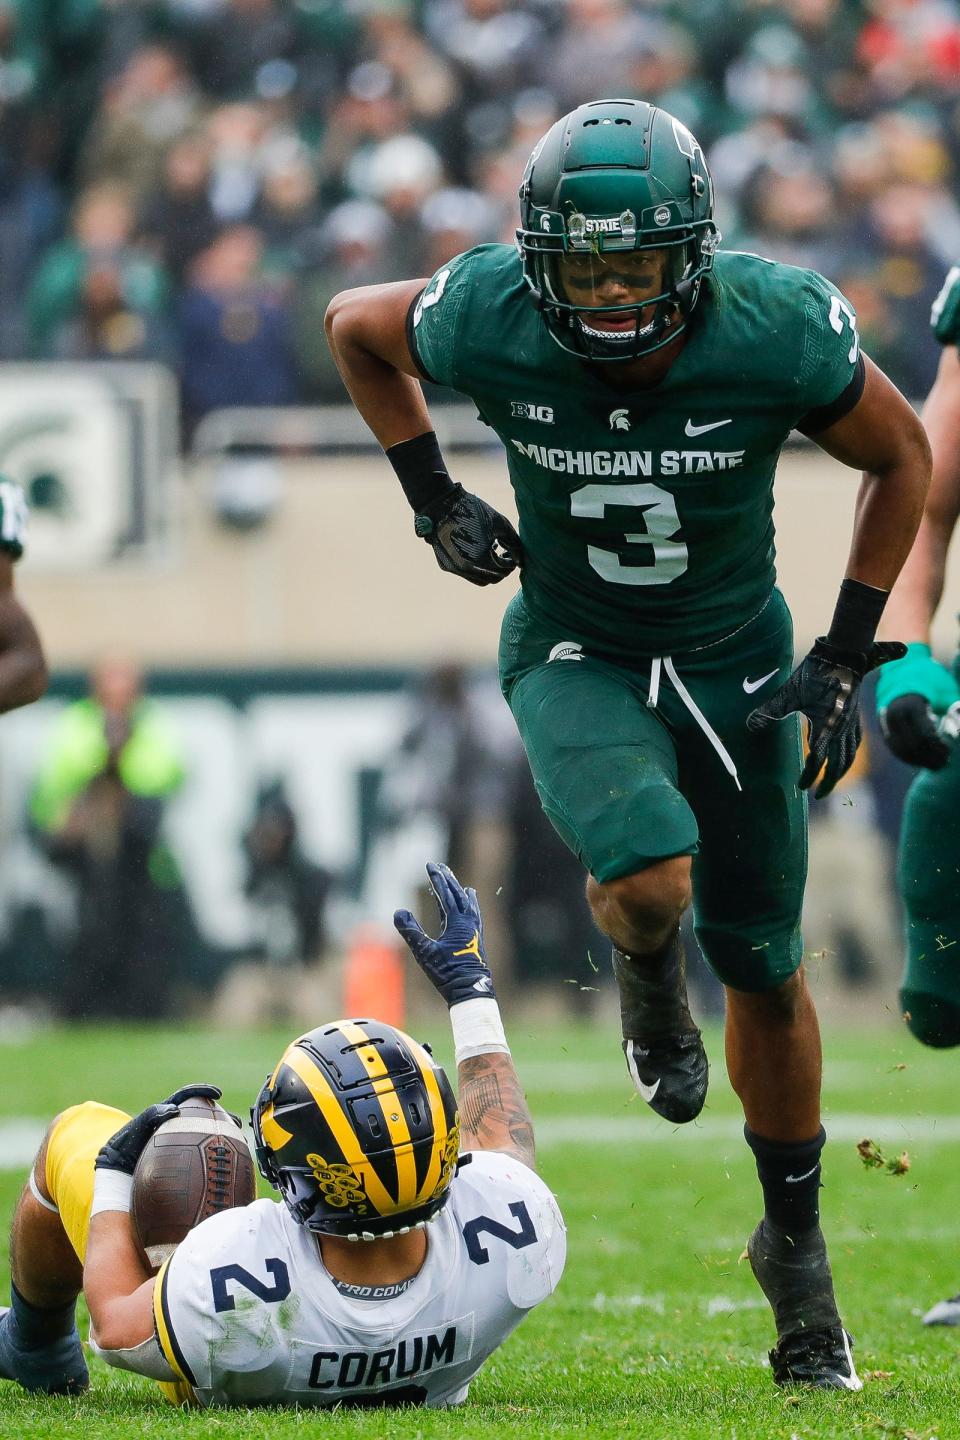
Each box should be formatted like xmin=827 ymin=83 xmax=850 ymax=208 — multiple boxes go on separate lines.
xmin=0 ymin=863 xmax=566 ymax=1407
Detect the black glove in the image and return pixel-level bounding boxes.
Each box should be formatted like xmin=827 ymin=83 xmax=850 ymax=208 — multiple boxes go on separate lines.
xmin=393 ymin=861 xmax=496 ymax=1007
xmin=747 ymin=638 xmax=906 ymax=798
xmin=95 ymin=1082 xmax=223 ymax=1174
xmin=881 ymin=694 xmax=952 ymax=770
xmin=414 ymin=485 xmax=522 ymax=586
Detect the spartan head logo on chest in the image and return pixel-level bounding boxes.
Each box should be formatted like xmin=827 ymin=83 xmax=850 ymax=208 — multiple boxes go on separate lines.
xmin=609 ymin=408 xmax=631 ymax=432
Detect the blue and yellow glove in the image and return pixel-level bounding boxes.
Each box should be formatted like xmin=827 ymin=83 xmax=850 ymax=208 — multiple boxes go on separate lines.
xmin=932 ymin=266 xmax=960 ymax=346
xmin=876 ymin=642 xmax=960 ymax=770
xmin=393 ymin=862 xmax=496 ymax=1007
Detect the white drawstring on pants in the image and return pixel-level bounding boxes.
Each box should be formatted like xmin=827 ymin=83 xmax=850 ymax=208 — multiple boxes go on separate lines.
xmin=646 ymin=655 xmax=742 ymax=792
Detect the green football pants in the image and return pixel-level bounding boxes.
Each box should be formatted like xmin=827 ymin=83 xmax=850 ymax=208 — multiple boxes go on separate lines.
xmin=499 ymin=588 xmax=807 ymax=992
xmin=898 ymin=667 xmax=960 ymax=1047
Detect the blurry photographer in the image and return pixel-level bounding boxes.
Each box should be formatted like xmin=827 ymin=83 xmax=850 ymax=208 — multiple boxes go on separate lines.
xmin=30 ymin=657 xmax=186 ymax=1020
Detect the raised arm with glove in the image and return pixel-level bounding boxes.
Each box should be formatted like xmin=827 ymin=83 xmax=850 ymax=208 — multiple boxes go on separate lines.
xmin=394 ymin=862 xmax=535 ymax=1168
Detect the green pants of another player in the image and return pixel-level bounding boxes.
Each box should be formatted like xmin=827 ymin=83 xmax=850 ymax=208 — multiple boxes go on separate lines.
xmin=499 ymin=587 xmax=807 ymax=993
xmin=898 ymin=658 xmax=960 ymax=1046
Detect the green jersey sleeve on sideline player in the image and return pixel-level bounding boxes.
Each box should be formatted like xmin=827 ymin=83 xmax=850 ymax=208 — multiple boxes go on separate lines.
xmin=411 ymin=245 xmax=862 ymax=660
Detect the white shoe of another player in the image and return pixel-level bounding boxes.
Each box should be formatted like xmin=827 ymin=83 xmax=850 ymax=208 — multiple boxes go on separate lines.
xmin=923 ymin=1293 xmax=960 ymax=1326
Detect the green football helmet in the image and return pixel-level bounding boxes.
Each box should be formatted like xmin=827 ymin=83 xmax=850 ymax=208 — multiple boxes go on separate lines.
xmin=516 ymin=98 xmax=719 ymax=362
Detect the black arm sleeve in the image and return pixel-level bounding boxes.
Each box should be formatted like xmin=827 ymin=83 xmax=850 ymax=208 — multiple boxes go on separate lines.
xmin=796 ymin=353 xmax=866 ymax=436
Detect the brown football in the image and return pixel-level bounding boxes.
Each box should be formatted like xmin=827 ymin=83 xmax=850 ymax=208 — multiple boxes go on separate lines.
xmin=132 ymin=1095 xmax=257 ymax=1270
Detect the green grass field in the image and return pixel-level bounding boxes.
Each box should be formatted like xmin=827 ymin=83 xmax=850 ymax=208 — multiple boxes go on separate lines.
xmin=0 ymin=1019 xmax=957 ymax=1440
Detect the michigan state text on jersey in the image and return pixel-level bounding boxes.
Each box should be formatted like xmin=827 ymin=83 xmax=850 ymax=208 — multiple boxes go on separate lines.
xmin=0 ymin=868 xmax=565 ymax=1408
xmin=326 ymin=98 xmax=930 ymax=1389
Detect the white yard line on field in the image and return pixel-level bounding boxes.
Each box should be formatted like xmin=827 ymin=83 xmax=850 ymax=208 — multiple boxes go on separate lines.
xmin=0 ymin=1112 xmax=958 ymax=1170
xmin=533 ymin=1113 xmax=960 ymax=1147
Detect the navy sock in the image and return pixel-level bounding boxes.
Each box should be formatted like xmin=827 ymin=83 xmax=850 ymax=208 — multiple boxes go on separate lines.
xmin=9 ymin=1284 xmax=76 ymax=1346
xmin=744 ymin=1125 xmax=826 ymax=1239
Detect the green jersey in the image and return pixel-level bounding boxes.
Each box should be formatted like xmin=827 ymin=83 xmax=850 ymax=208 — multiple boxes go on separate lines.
xmin=411 ymin=245 xmax=861 ymax=659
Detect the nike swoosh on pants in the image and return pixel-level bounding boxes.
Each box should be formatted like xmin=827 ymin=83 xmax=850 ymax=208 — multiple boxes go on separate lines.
xmin=743 ymin=669 xmax=779 ymax=694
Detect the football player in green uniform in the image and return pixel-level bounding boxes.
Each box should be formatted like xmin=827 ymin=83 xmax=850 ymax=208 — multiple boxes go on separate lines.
xmin=0 ymin=479 xmax=46 ymax=713
xmin=326 ymin=99 xmax=932 ymax=1387
xmin=876 ymin=264 xmax=960 ymax=1326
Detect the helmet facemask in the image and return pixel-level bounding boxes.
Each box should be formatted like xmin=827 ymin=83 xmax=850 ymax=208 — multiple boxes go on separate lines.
xmin=524 ymin=222 xmax=717 ymax=362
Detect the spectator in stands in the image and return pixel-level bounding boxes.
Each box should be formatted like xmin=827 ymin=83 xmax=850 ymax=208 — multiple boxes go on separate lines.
xmin=76 ymin=43 xmax=204 ymax=205
xmin=30 ymin=656 xmax=188 ymax=1021
xmin=292 ymin=199 xmax=396 ymax=401
xmin=139 ymin=131 xmax=219 ymax=282
xmin=253 ymin=134 xmax=323 ymax=273
xmin=205 ymin=101 xmax=271 ymax=224
xmin=25 ymin=183 xmax=169 ymax=359
xmin=178 ymin=224 xmax=297 ymax=427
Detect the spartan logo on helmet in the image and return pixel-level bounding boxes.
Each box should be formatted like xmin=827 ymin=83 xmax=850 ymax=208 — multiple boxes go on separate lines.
xmin=609 ymin=409 xmax=631 ymax=432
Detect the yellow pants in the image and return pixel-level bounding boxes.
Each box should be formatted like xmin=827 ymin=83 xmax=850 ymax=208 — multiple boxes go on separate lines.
xmin=44 ymin=1103 xmax=130 ymax=1264
xmin=43 ymin=1101 xmax=194 ymax=1407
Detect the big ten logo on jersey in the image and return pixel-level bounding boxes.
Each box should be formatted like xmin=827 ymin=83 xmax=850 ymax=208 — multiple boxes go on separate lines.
xmin=510 ymin=401 xmax=554 ymax=424
xmin=306 ymin=1319 xmax=474 ymax=1392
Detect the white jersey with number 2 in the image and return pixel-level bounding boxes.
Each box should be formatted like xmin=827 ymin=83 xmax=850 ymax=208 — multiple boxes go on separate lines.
xmin=148 ymin=1149 xmax=565 ymax=1408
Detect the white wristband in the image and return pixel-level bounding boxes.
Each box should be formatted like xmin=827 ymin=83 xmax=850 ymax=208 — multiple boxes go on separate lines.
xmin=90 ymin=1168 xmax=134 ymax=1217
xmin=450 ymin=997 xmax=509 ymax=1064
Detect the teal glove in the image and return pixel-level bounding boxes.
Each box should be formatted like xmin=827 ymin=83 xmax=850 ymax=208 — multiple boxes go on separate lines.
xmin=875 ymin=642 xmax=959 ymax=713
xmin=932 ymin=265 xmax=960 ymax=346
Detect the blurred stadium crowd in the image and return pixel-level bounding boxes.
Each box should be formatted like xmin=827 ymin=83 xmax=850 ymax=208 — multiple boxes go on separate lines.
xmin=2 ymin=0 xmax=959 ymax=428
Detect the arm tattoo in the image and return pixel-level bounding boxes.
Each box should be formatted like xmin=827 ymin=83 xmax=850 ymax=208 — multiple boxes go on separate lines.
xmin=457 ymin=1052 xmax=536 ymax=1171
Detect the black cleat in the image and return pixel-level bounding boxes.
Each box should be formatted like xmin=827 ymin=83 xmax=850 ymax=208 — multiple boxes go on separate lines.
xmin=0 ymin=1307 xmax=88 ymax=1395
xmin=923 ymin=1293 xmax=960 ymax=1326
xmin=622 ymin=1032 xmax=709 ymax=1123
xmin=768 ymin=1326 xmax=862 ymax=1391
xmin=614 ymin=939 xmax=708 ymax=1123
xmin=747 ymin=1219 xmax=860 ymax=1390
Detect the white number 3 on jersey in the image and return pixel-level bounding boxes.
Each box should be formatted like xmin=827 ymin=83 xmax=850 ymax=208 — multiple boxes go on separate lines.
xmin=828 ymin=294 xmax=860 ymax=365
xmin=0 ymin=480 xmax=28 ymax=557
xmin=413 ymin=269 xmax=451 ymax=328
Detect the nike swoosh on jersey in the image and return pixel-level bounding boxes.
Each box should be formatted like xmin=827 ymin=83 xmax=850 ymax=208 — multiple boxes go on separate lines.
xmin=742 ymin=669 xmax=779 ymax=694
xmin=785 ymin=1164 xmax=820 ymax=1184
xmin=684 ymin=418 xmax=733 ymax=437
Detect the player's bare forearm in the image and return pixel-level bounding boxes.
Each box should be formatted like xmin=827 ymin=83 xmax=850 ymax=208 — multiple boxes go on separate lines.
xmin=812 ymin=355 xmax=932 ymax=594
xmin=325 ymin=280 xmax=434 ymax=449
xmin=880 ymin=346 xmax=960 ymax=641
xmin=83 ymin=1211 xmax=156 ymax=1349
xmin=457 ymin=1051 xmax=537 ymax=1171
xmin=0 ymin=571 xmax=46 ymax=711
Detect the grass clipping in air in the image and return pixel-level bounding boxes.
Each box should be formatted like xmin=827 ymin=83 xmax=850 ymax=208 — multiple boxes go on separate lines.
xmin=857 ymin=1137 xmax=911 ymax=1176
